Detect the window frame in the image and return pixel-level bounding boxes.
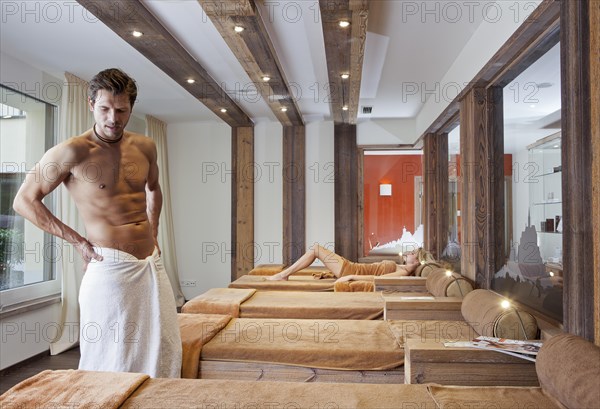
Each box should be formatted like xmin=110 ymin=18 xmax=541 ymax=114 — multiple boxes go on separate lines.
xmin=0 ymin=84 xmax=61 ymax=311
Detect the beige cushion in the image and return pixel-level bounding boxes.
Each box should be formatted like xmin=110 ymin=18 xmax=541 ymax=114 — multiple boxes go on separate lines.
xmin=536 ymin=333 xmax=600 ymax=409
xmin=426 ymin=269 xmax=473 ymax=298
xmin=461 ymin=289 xmax=538 ymax=340
xmin=415 ymin=262 xmax=440 ymax=277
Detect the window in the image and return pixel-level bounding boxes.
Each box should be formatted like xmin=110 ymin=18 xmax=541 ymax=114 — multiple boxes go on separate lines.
xmin=0 ymin=84 xmax=59 ymax=305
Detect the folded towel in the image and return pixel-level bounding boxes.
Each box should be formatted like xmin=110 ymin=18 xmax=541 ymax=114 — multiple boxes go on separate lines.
xmin=178 ymin=313 xmax=232 ymax=378
xmin=0 ymin=369 xmax=148 ymax=409
xmin=182 ymin=288 xmax=256 ymax=317
xmin=247 ymin=264 xmax=286 ymax=275
xmin=334 ymin=280 xmax=375 ymax=292
xmin=313 ymin=271 xmax=336 ymax=279
xmin=78 ymin=247 xmax=182 ymax=378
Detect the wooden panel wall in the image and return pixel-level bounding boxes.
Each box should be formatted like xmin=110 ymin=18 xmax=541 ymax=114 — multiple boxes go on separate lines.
xmin=423 ymin=133 xmax=449 ymax=259
xmin=231 ymin=126 xmax=254 ymax=280
xmin=591 ymin=0 xmax=600 ymax=346
xmin=334 ymin=124 xmax=359 ymax=261
xmin=560 ymin=0 xmax=596 ymax=342
xmin=282 ymin=126 xmax=306 ymax=265
xmin=459 ymin=87 xmax=505 ymax=287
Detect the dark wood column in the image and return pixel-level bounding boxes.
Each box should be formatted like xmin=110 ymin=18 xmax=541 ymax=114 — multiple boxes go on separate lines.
xmin=231 ymin=126 xmax=254 ymax=280
xmin=459 ymin=87 xmax=505 ymax=287
xmin=334 ymin=124 xmax=359 ymax=261
xmin=560 ymin=0 xmax=596 ymax=342
xmin=423 ymin=133 xmax=449 ymax=259
xmin=591 ymin=0 xmax=600 ymax=347
xmin=282 ymin=125 xmax=306 ymax=265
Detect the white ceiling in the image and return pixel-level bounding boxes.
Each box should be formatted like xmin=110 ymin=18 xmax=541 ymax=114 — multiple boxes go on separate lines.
xmin=0 ymin=0 xmax=559 ymax=146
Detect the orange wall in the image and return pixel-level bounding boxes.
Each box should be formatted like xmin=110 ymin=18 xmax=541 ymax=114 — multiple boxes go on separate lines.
xmin=364 ymin=154 xmax=513 ymax=256
xmin=363 ymin=155 xmax=422 ymax=256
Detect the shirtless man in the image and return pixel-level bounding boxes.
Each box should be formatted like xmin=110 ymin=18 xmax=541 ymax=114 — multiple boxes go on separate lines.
xmin=13 ymin=68 xmax=181 ymax=378
xmin=268 ymin=244 xmax=420 ymax=282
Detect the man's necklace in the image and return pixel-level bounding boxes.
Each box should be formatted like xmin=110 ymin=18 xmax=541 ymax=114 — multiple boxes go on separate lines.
xmin=93 ymin=124 xmax=123 ymax=144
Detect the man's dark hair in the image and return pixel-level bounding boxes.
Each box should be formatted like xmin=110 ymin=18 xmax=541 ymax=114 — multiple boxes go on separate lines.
xmin=88 ymin=68 xmax=137 ymax=107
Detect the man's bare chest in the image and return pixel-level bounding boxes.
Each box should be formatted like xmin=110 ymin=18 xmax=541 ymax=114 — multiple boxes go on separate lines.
xmin=70 ymin=150 xmax=149 ymax=192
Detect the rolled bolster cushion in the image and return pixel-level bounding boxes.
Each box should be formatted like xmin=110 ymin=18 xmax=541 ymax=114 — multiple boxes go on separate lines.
xmin=425 ymin=269 xmax=473 ymax=298
xmin=536 ymin=333 xmax=600 ymax=409
xmin=415 ymin=262 xmax=441 ymax=277
xmin=461 ymin=289 xmax=538 ymax=340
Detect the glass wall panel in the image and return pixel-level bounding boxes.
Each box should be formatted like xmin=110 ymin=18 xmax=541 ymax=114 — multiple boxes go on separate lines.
xmin=362 ymin=150 xmax=423 ymax=258
xmin=494 ymin=43 xmax=562 ymax=321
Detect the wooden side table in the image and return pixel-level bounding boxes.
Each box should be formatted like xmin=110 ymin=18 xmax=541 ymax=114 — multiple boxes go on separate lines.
xmin=384 ymin=296 xmax=463 ymax=321
xmin=404 ymin=339 xmax=539 ymax=386
xmin=374 ymin=276 xmax=428 ymax=292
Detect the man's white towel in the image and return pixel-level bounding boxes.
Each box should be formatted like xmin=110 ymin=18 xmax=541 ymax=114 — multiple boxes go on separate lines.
xmin=78 ymin=247 xmax=182 ymax=378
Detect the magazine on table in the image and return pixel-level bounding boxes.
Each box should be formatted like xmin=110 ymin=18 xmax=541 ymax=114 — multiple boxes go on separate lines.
xmin=444 ymin=336 xmax=543 ymax=362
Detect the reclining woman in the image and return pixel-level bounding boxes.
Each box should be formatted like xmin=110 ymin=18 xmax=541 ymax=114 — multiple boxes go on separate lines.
xmin=268 ymin=244 xmax=421 ymax=282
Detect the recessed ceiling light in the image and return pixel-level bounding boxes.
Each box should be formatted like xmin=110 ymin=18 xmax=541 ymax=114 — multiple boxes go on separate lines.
xmin=132 ymin=30 xmax=143 ymax=37
xmin=186 ymin=79 xmax=195 ymax=84
xmin=280 ymin=107 xmax=288 ymax=112
xmin=553 ymin=144 xmax=559 ymax=148
xmin=341 ymin=73 xmax=350 ymax=79
xmin=342 ymin=105 xmax=349 ymax=111
xmin=234 ymin=26 xmax=244 ymax=33
xmin=220 ymin=108 xmax=227 ymax=113
xmin=262 ymin=76 xmax=271 ymax=82
xmin=339 ymin=21 xmax=350 ymax=28
xmin=530 ymin=104 xmax=536 ymax=108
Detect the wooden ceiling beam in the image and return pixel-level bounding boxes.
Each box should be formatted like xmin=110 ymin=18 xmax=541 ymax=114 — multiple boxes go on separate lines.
xmin=76 ymin=0 xmax=252 ymax=127
xmin=198 ymin=0 xmax=303 ymax=126
xmin=320 ymin=0 xmax=368 ymax=124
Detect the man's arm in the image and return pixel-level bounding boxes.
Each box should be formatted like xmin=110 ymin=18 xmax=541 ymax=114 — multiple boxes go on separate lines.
xmin=13 ymin=142 xmax=102 ymax=267
xmin=145 ymin=140 xmax=162 ymax=253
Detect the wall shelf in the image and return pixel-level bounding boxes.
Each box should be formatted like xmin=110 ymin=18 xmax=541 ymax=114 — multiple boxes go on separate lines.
xmin=529 ymin=133 xmax=562 ymax=260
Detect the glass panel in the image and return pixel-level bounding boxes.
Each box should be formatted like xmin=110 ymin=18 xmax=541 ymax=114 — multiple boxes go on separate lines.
xmin=0 ymin=85 xmax=57 ymax=291
xmin=362 ymin=150 xmax=424 ymax=258
xmin=494 ymin=43 xmax=562 ymax=322
xmin=444 ymin=125 xmax=461 ymax=268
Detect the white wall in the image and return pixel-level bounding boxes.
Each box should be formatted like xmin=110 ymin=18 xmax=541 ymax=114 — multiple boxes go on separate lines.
xmin=416 ymin=1 xmax=543 ymax=138
xmin=0 ymin=53 xmax=62 ymax=107
xmin=128 ymin=113 xmax=147 ymax=134
xmin=0 ymin=303 xmax=63 ymax=370
xmin=357 ymin=118 xmax=416 ymax=145
xmin=167 ymin=121 xmax=231 ymax=298
xmin=254 ymin=121 xmax=283 ymax=265
xmin=306 ymin=120 xmax=335 ymax=259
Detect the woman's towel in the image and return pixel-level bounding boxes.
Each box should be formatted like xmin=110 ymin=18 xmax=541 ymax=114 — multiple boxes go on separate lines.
xmin=78 ymin=247 xmax=182 ymax=378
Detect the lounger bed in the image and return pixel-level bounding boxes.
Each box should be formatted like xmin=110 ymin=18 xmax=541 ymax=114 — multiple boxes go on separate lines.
xmin=182 ymin=288 xmax=387 ymax=319
xmin=3 ymin=333 xmax=596 ymax=409
xmin=178 ymin=289 xmax=540 ymax=385
xmin=229 ymin=274 xmax=337 ymax=292
xmin=185 ymin=269 xmax=474 ymax=320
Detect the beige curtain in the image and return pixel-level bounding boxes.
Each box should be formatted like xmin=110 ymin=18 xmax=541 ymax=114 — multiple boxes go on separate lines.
xmin=146 ymin=115 xmax=185 ymax=307
xmin=50 ymin=72 xmax=92 ymax=355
